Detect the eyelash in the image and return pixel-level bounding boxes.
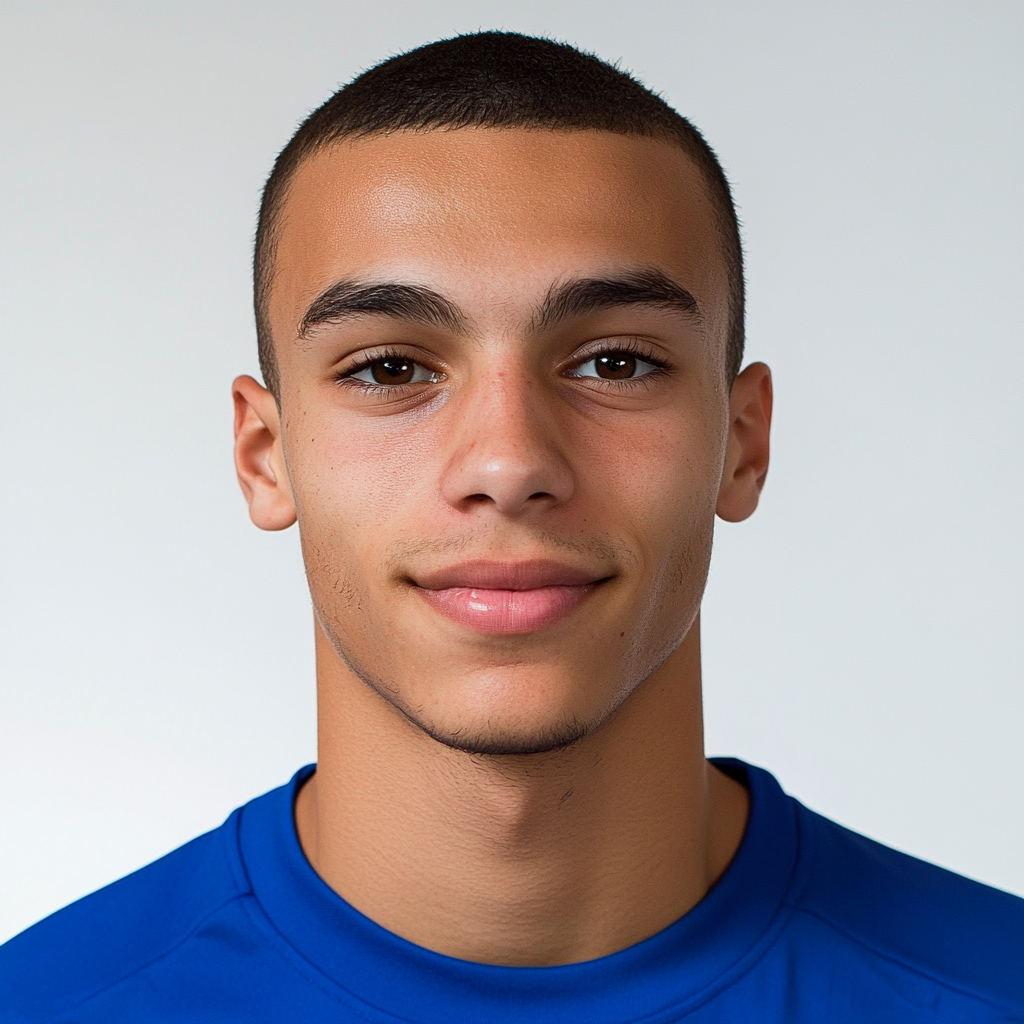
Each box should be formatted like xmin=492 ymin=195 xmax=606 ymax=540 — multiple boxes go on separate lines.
xmin=334 ymin=340 xmax=671 ymax=391
xmin=334 ymin=347 xmax=439 ymax=391
xmin=566 ymin=339 xmax=671 ymax=386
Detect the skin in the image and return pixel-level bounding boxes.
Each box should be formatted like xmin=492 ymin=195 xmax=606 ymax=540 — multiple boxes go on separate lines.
xmin=232 ymin=128 xmax=772 ymax=966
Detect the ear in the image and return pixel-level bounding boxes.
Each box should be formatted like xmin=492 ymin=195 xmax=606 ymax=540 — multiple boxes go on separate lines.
xmin=232 ymin=375 xmax=297 ymax=531
xmin=716 ymin=362 xmax=773 ymax=523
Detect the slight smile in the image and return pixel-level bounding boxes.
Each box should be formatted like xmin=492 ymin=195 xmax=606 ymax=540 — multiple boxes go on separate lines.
xmin=412 ymin=559 xmax=611 ymax=634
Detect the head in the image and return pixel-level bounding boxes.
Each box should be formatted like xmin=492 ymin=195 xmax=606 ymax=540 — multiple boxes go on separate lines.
xmin=234 ymin=32 xmax=772 ymax=755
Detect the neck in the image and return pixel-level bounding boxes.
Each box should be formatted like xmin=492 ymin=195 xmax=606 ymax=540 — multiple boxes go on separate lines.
xmin=294 ymin=617 xmax=748 ymax=966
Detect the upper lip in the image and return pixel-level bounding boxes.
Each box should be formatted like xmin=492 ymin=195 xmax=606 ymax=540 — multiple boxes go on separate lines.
xmin=412 ymin=559 xmax=609 ymax=591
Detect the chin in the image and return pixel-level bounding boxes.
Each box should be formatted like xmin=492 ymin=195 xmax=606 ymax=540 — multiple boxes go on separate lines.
xmin=396 ymin=662 xmax=635 ymax=757
xmin=317 ymin=606 xmax=641 ymax=757
xmin=416 ymin=714 xmax=591 ymax=757
xmin=377 ymin=657 xmax=619 ymax=757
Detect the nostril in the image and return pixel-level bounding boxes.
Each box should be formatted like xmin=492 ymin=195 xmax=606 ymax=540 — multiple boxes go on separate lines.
xmin=528 ymin=491 xmax=553 ymax=501
xmin=467 ymin=493 xmax=492 ymax=504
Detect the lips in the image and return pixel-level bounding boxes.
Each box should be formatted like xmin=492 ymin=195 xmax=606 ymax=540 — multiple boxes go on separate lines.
xmin=412 ymin=559 xmax=607 ymax=634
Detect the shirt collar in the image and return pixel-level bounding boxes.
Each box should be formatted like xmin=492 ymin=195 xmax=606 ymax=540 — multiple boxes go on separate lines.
xmin=234 ymin=757 xmax=800 ymax=1023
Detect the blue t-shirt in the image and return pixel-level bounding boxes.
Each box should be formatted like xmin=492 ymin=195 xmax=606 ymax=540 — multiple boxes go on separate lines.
xmin=2 ymin=759 xmax=1022 ymax=1023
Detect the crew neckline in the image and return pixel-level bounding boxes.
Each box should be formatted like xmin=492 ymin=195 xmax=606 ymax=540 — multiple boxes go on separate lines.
xmin=233 ymin=758 xmax=802 ymax=1023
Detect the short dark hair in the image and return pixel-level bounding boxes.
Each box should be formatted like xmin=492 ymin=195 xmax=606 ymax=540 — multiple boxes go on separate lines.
xmin=254 ymin=31 xmax=744 ymax=396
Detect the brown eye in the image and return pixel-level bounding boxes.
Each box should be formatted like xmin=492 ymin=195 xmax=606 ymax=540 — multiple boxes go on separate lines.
xmin=371 ymin=359 xmax=415 ymax=385
xmin=595 ymin=353 xmax=637 ymax=379
xmin=567 ymin=349 xmax=663 ymax=384
xmin=346 ymin=356 xmax=440 ymax=388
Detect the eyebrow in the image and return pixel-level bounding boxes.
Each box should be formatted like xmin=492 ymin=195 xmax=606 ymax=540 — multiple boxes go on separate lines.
xmin=534 ymin=268 xmax=701 ymax=332
xmin=298 ymin=279 xmax=468 ymax=338
xmin=297 ymin=267 xmax=700 ymax=340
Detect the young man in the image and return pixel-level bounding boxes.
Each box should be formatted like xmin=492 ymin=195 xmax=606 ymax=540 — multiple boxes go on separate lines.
xmin=2 ymin=32 xmax=1021 ymax=1024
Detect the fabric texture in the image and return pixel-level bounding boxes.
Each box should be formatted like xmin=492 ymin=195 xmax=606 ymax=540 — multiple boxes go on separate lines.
xmin=2 ymin=760 xmax=1022 ymax=1023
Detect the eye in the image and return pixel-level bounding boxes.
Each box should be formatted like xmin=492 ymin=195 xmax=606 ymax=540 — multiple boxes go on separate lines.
xmin=568 ymin=350 xmax=662 ymax=381
xmin=346 ymin=357 xmax=440 ymax=387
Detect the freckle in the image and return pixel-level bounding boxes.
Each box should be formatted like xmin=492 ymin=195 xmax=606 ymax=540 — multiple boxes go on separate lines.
xmin=620 ymin=632 xmax=625 ymax=637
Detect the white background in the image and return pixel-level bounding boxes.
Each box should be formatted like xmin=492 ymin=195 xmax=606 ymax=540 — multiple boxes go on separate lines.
xmin=1 ymin=1 xmax=1021 ymax=942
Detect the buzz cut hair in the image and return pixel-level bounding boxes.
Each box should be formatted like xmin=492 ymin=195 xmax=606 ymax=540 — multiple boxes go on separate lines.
xmin=254 ymin=31 xmax=745 ymax=397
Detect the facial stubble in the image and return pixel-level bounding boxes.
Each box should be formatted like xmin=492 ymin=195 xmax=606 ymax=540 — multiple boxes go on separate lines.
xmin=304 ymin=519 xmax=714 ymax=759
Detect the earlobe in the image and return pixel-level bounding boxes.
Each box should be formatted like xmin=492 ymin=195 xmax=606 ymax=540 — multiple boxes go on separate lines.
xmin=716 ymin=362 xmax=773 ymax=523
xmin=232 ymin=375 xmax=297 ymax=531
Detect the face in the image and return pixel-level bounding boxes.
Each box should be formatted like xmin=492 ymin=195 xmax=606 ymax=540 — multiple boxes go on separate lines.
xmin=235 ymin=128 xmax=770 ymax=755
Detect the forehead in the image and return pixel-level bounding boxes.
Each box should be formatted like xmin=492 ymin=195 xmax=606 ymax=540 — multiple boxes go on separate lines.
xmin=270 ymin=128 xmax=727 ymax=339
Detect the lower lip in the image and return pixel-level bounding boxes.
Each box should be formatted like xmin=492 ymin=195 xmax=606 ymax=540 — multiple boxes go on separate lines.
xmin=418 ymin=584 xmax=597 ymax=634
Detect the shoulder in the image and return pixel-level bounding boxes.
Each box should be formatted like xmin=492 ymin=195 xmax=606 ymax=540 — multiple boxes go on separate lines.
xmin=0 ymin=808 xmax=250 ymax=1023
xmin=791 ymin=800 xmax=1024 ymax=1013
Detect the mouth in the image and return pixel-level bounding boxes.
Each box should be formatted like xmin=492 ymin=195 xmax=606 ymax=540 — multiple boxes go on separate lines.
xmin=411 ymin=559 xmax=611 ymax=634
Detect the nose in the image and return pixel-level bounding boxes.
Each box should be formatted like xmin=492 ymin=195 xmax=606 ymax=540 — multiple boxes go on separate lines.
xmin=439 ymin=371 xmax=575 ymax=516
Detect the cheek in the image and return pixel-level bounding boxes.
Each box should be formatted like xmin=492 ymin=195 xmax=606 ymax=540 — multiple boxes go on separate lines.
xmin=577 ymin=405 xmax=724 ymax=553
xmin=580 ymin=402 xmax=723 ymax=653
xmin=283 ymin=407 xmax=441 ymax=574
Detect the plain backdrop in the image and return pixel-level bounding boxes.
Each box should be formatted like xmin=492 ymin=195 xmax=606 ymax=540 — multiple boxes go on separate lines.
xmin=1 ymin=0 xmax=1021 ymax=942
